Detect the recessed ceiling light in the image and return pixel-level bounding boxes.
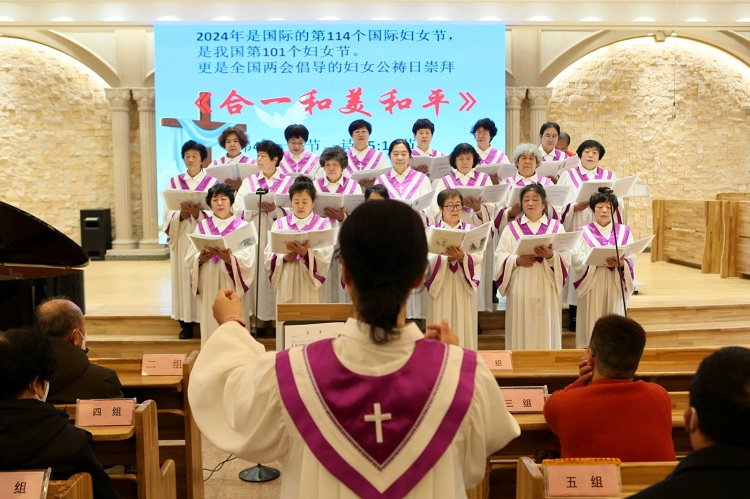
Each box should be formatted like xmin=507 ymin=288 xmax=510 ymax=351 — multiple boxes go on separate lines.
xmin=634 ymin=16 xmax=656 ymax=22
xmin=528 ymin=16 xmax=552 ymax=22
xmin=51 ymin=16 xmax=75 ymax=22
xmin=736 ymin=17 xmax=750 ymax=22
xmin=686 ymin=17 xmax=706 ymax=22
xmin=0 ymin=16 xmax=15 ymax=22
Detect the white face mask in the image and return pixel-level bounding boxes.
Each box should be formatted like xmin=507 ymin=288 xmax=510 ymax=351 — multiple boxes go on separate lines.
xmin=75 ymin=329 xmax=88 ymax=353
xmin=33 ymin=380 xmax=50 ymax=402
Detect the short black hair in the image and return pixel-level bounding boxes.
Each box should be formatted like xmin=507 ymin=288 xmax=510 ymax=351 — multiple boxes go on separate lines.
xmin=589 ymin=315 xmax=646 ymax=379
xmin=255 ymin=140 xmax=284 ymax=165
xmin=589 ymin=190 xmax=619 ymax=212
xmin=576 ymin=139 xmax=606 ymax=160
xmin=470 ymin=118 xmax=497 ymax=140
xmin=364 ymin=184 xmax=389 ymax=200
xmin=519 ymin=183 xmax=549 ymax=216
xmin=181 ymin=140 xmax=208 ymax=162
xmin=288 ymin=175 xmax=316 ymax=201
xmin=206 ymin=183 xmax=235 ymax=206
xmin=437 ymin=189 xmax=463 ymax=208
xmin=412 ymin=118 xmax=435 ymax=135
xmin=348 ymin=119 xmax=372 ymax=137
xmin=388 ymin=139 xmax=412 ymax=158
xmin=690 ymin=346 xmax=750 ymax=446
xmin=558 ymin=132 xmax=571 ymax=145
xmin=539 ymin=122 xmax=561 ymax=137
xmin=284 ymin=124 xmax=309 ymax=142
xmin=0 ymin=328 xmax=57 ymax=400
xmin=449 ymin=143 xmax=479 ymax=169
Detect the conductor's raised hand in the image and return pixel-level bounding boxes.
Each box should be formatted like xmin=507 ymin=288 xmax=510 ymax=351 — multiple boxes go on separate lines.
xmin=424 ymin=319 xmax=459 ymax=346
xmin=212 ymin=289 xmax=243 ymax=324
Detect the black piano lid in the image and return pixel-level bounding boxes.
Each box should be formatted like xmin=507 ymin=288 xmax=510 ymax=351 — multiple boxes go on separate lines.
xmin=0 ymin=200 xmax=89 ymax=268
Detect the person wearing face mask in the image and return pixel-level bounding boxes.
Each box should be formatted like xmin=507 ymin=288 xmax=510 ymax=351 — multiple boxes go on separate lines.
xmin=0 ymin=328 xmax=120 ymax=498
xmin=35 ymin=298 xmax=123 ymax=405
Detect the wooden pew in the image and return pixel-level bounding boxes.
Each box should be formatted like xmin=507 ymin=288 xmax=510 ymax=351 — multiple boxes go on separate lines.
xmin=91 ymin=351 xmax=203 ymax=499
xmin=516 ymin=456 xmax=677 ymax=498
xmin=61 ymin=400 xmax=176 ymax=499
xmin=48 ymin=473 xmax=93 ymax=499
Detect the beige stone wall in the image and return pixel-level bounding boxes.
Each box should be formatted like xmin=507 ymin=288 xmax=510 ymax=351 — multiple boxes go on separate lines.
xmin=548 ymin=37 xmax=750 ymax=236
xmin=0 ymin=38 xmax=113 ymax=245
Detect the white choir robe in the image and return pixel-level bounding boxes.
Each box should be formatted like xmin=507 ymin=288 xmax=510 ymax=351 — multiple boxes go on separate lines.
xmin=211 ymin=153 xmax=256 ymax=167
xmin=315 ymin=176 xmax=362 ymax=304
xmin=494 ymin=215 xmax=570 ymax=350
xmin=557 ymin=165 xmax=621 ymax=305
xmin=572 ymin=222 xmax=636 ymax=347
xmin=344 ymin=147 xmax=389 ymax=176
xmin=185 ymin=215 xmax=255 ymax=345
xmin=279 ymin=150 xmax=320 ymax=178
xmin=164 ymin=170 xmax=218 ymax=323
xmin=376 ymin=168 xmax=433 ymax=319
xmin=265 ymin=213 xmax=333 ymax=310
xmin=429 ymin=169 xmax=494 ymax=312
xmin=234 ymin=170 xmax=294 ymax=321
xmin=411 ymin=147 xmax=444 ymax=158
xmin=475 ymin=146 xmax=511 ymax=165
xmin=425 ymin=221 xmax=482 ymax=350
xmin=188 ymin=318 xmax=521 ymax=499
xmin=539 ymin=145 xmax=565 ymax=163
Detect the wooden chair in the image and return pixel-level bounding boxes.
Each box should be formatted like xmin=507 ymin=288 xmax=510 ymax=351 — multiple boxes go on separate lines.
xmin=515 ymin=456 xmax=678 ymax=498
xmin=47 ymin=473 xmax=93 ymax=499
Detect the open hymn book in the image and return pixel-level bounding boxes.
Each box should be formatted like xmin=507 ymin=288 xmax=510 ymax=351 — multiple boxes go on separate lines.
xmin=408 ymin=156 xmax=452 ymax=182
xmin=534 ymin=154 xmax=580 ymax=178
xmin=188 ymin=221 xmax=258 ymax=253
xmin=583 ymin=235 xmax=654 ymax=267
xmin=427 ymin=222 xmax=492 ymax=255
xmin=512 ymin=231 xmax=582 ymax=256
xmin=162 ymin=190 xmax=210 ymax=211
xmin=270 ymin=227 xmax=338 ymax=254
xmin=204 ymin=162 xmax=259 ymax=182
xmin=311 ymin=192 xmax=366 ymax=216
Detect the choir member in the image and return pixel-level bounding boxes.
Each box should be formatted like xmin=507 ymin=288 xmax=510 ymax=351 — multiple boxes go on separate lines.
xmin=279 ymin=124 xmax=320 ymax=178
xmin=556 ymin=132 xmax=575 ymax=157
xmin=430 ymin=143 xmax=494 ymax=312
xmin=212 ymin=127 xmax=255 ymax=190
xmin=425 ymin=189 xmax=482 ymax=349
xmin=471 ymin=117 xmax=510 ymax=186
xmin=539 ymin=122 xmax=565 ymax=162
xmin=314 ymin=146 xmax=361 ymax=303
xmin=188 ymin=200 xmax=521 ymax=498
xmin=571 ymin=190 xmax=635 ymax=347
xmin=364 ymin=184 xmax=389 ymax=200
xmin=375 ymin=139 xmax=433 ymax=321
xmin=164 ymin=140 xmax=218 ymax=339
xmin=411 ymin=118 xmax=443 ymax=175
xmin=185 ymin=183 xmax=255 ymax=345
xmin=265 ymin=176 xmax=333 ymax=307
xmin=494 ymin=184 xmax=570 ymax=349
xmin=345 ymin=119 xmax=388 ymax=188
xmin=233 ymin=140 xmax=293 ymax=332
xmin=557 ymin=139 xmax=619 ymax=330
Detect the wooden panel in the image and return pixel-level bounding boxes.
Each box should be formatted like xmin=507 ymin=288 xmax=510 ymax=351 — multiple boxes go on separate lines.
xmin=277 ymin=303 xmax=353 ymax=322
xmin=658 ymin=199 xmax=706 ymax=268
xmin=738 ymin=203 xmax=750 ymax=276
xmin=721 ymin=201 xmax=739 ymax=278
xmin=716 ymin=192 xmax=750 ymax=201
xmin=48 ymin=473 xmax=93 ymax=499
xmin=703 ymin=200 xmax=723 ymax=274
xmin=651 ymin=199 xmax=665 ymax=262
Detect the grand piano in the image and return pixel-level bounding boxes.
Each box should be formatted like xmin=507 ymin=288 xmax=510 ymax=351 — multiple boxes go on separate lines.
xmin=0 ymin=201 xmax=89 ymax=330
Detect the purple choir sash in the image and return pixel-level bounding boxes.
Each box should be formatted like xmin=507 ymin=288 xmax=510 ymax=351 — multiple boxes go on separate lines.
xmin=250 ymin=172 xmax=291 ymax=194
xmin=276 ymin=338 xmax=477 ymax=499
xmin=564 ymin=166 xmax=614 ymax=189
xmin=575 ymin=223 xmax=633 ymax=286
xmin=541 ymin=148 xmax=565 ymax=162
xmin=270 ymin=214 xmax=329 ymax=282
xmin=316 ymin=176 xmax=359 ymax=195
xmin=196 ymin=217 xmax=250 ymax=291
xmin=505 ymin=217 xmax=567 ymax=280
xmin=411 ymin=148 xmax=440 ymax=157
xmin=505 ymin=174 xmax=552 ymax=187
xmin=424 ymin=221 xmax=478 ymax=290
xmin=477 ymin=148 xmax=506 ymax=165
xmin=347 ymin=147 xmax=382 ymax=172
xmin=170 ymin=172 xmax=216 ymax=191
xmin=212 ymin=154 xmax=255 ymax=165
xmin=380 ymin=169 xmax=424 ymax=200
xmin=280 ymin=151 xmax=317 ymax=175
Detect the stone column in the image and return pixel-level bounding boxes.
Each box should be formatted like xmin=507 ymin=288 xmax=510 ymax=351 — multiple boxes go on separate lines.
xmin=105 ymin=88 xmax=136 ymax=252
xmin=133 ymin=88 xmax=167 ymax=255
xmin=506 ymin=87 xmax=527 ymax=156
xmin=527 ymin=87 xmax=554 ymax=145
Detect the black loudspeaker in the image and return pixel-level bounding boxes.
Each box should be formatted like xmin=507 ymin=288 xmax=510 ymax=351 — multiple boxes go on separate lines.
xmin=80 ymin=209 xmax=112 ymax=260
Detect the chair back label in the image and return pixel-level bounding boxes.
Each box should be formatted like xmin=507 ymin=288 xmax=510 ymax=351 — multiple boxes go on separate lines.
xmin=142 ymin=353 xmax=187 ymax=375
xmin=76 ymin=398 xmax=136 ymax=426
xmin=0 ymin=469 xmax=50 ymax=498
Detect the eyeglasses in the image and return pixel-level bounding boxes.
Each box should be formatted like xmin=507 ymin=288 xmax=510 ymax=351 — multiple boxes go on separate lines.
xmin=443 ymin=204 xmax=463 ymax=211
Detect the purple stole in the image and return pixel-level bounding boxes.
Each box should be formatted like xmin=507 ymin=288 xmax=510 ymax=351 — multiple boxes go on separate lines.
xmin=315 ymin=176 xmax=359 ymax=195
xmin=196 ymin=217 xmax=250 ymax=292
xmin=169 ymin=172 xmax=216 ymax=191
xmin=575 ymin=223 xmax=634 ymax=287
xmin=411 ymin=148 xmax=440 ymax=157
xmin=477 ymin=147 xmax=506 ymax=165
xmin=248 ymin=172 xmax=292 ymax=195
xmin=541 ymin=148 xmax=565 ymax=162
xmin=563 ymin=166 xmax=614 ymax=189
xmin=424 ymin=221 xmax=478 ymax=290
xmin=270 ymin=214 xmax=330 ymax=284
xmin=212 ymin=154 xmax=255 ymax=166
xmin=379 ymin=169 xmax=425 ymax=200
xmin=347 ymin=147 xmax=383 ymax=173
xmin=442 ymin=171 xmax=490 ymax=215
xmin=500 ymin=217 xmax=568 ymax=283
xmin=276 ymin=338 xmax=476 ymax=499
xmin=280 ymin=151 xmax=318 ymax=176
xmin=504 ymin=174 xmax=552 ymax=187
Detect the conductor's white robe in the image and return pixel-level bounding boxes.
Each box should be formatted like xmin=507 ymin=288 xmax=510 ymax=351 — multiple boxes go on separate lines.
xmin=571 ymin=221 xmax=635 ymax=347
xmin=425 ymin=221 xmax=482 ymax=350
xmin=185 ymin=215 xmax=255 ymax=345
xmin=494 ymin=215 xmax=570 ymax=350
xmin=163 ymin=170 xmax=218 ymax=323
xmin=188 ymin=318 xmax=521 ymax=499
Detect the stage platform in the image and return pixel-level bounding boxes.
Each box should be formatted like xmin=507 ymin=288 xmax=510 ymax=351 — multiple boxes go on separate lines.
xmin=82 ymin=254 xmax=750 ymax=357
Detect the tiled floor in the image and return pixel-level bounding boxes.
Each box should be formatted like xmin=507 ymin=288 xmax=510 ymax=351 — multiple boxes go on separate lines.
xmin=201 ymin=436 xmax=284 ymax=498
